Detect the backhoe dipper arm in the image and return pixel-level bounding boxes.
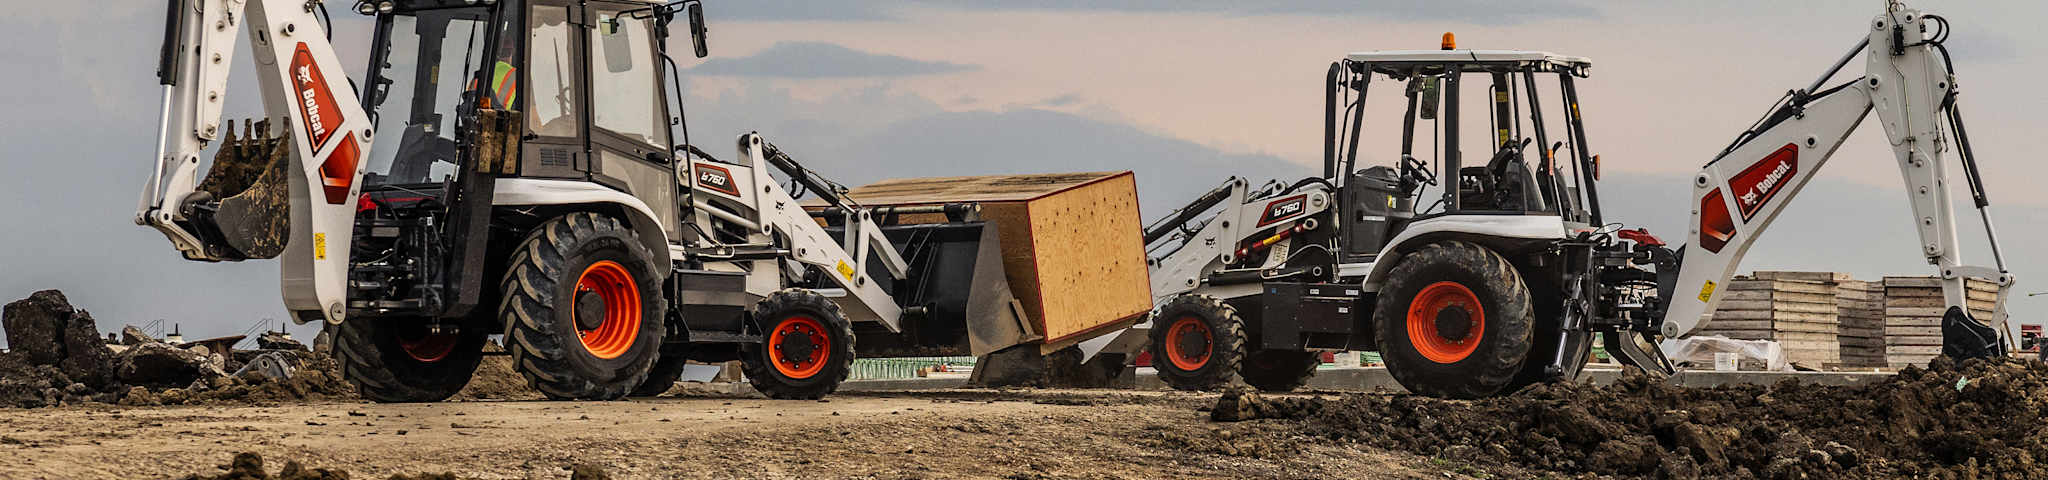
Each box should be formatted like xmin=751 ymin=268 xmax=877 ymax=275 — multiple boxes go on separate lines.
xmin=135 ymin=0 xmax=375 ymax=325
xmin=1660 ymin=5 xmax=2014 ymax=349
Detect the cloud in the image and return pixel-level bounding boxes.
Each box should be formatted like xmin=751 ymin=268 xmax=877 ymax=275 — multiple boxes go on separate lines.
xmin=1038 ymin=93 xmax=1084 ymax=108
xmin=944 ymin=0 xmax=1601 ymax=24
xmin=704 ymin=1 xmax=901 ymax=22
xmin=689 ymin=42 xmax=978 ymax=78
xmin=705 ymin=0 xmax=1600 ymax=25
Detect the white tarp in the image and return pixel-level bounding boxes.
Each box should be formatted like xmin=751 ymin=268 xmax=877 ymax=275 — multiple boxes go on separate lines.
xmin=1660 ymin=336 xmax=1789 ymax=372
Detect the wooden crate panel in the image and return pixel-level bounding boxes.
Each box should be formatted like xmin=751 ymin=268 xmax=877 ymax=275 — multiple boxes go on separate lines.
xmin=837 ymin=172 xmax=1152 ymax=349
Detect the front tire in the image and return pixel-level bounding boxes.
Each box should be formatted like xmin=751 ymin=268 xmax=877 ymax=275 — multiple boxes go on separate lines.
xmin=1147 ymin=294 xmax=1245 ymax=391
xmin=333 ymin=317 xmax=487 ymax=403
xmin=742 ymin=290 xmax=855 ymax=400
xmin=1372 ymin=241 xmax=1534 ymax=399
xmin=499 ymin=212 xmax=666 ymax=400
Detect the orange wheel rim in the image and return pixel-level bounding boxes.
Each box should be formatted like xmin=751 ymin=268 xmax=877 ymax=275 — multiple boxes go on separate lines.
xmin=1406 ymin=281 xmax=1486 ymax=364
xmin=398 ymin=333 xmax=458 ymax=362
xmin=1162 ymin=316 xmax=1212 ymax=371
xmin=768 ymin=316 xmax=831 ymax=379
xmin=573 ymin=260 xmax=641 ymax=359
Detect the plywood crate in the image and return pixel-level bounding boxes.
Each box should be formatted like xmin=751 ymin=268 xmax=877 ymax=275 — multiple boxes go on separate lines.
xmin=1882 ymin=276 xmax=2002 ymax=367
xmin=830 ymin=172 xmax=1152 ymax=350
xmin=1834 ymin=279 xmax=1886 ymax=368
xmin=1699 ymin=273 xmax=1840 ymax=367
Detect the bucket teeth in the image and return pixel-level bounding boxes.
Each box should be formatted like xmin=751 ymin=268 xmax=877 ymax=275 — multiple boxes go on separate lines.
xmin=195 ymin=118 xmax=293 ymax=260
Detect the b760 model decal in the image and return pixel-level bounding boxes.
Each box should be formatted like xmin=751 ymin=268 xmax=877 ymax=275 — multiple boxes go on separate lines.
xmin=1729 ymin=143 xmax=1799 ymax=222
xmin=695 ymin=163 xmax=741 ymax=196
xmin=1256 ymin=195 xmax=1308 ymax=228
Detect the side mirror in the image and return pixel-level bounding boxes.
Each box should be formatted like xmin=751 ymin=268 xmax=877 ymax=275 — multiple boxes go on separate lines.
xmin=600 ymin=15 xmax=634 ymax=73
xmin=687 ymin=3 xmax=708 ymax=58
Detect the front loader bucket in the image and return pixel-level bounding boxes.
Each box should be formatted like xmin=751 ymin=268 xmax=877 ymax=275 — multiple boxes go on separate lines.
xmin=193 ymin=120 xmax=291 ymax=259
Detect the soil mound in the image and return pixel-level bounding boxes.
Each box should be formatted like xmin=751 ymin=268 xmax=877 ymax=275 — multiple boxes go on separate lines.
xmin=1214 ymin=357 xmax=2048 ymax=479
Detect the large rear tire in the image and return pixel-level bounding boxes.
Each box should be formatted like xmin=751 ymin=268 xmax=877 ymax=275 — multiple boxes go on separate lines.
xmin=332 ymin=317 xmax=486 ymax=403
xmin=1241 ymin=349 xmax=1320 ymax=392
xmin=499 ymin=212 xmax=666 ymax=400
xmin=1373 ymin=240 xmax=1534 ymax=399
xmin=1147 ymin=294 xmax=1245 ymax=391
xmin=742 ymin=289 xmax=855 ymax=400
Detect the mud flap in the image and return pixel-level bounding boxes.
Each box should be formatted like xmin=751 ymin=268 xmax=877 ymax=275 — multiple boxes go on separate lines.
xmin=1605 ymin=330 xmax=1674 ymax=379
xmin=1941 ymin=306 xmax=2006 ymax=360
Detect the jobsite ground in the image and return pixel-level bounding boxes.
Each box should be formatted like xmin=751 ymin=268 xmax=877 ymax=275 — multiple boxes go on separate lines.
xmin=9 ymin=357 xmax=2048 ymax=480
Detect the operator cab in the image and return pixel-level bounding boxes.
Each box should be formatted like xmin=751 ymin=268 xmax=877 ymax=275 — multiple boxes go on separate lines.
xmin=345 ymin=0 xmax=707 ymax=317
xmin=1328 ymin=45 xmax=1603 ymax=262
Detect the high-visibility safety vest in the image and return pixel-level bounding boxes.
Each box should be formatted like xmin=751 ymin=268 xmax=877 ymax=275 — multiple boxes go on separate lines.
xmin=477 ymin=61 xmax=518 ymax=108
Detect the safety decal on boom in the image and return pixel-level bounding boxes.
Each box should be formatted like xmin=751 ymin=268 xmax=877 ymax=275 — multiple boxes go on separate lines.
xmin=1255 ymin=195 xmax=1308 ymax=228
xmin=1697 ymin=280 xmax=1716 ymax=303
xmin=1728 ymin=143 xmax=1798 ymax=222
xmin=289 ymin=44 xmax=344 ymax=151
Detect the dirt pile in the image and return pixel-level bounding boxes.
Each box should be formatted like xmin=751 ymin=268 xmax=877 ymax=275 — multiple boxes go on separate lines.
xmin=174 ymin=452 xmax=611 ymax=480
xmin=452 ymin=341 xmax=541 ymax=401
xmin=1214 ymin=357 xmax=2048 ymax=479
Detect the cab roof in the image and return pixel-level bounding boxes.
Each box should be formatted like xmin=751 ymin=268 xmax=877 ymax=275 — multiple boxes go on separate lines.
xmin=1345 ymin=49 xmax=1592 ymax=69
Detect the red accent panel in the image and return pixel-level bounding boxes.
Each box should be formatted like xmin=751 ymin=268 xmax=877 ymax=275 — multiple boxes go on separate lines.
xmin=694 ymin=163 xmax=741 ymax=197
xmin=1698 ymin=188 xmax=1735 ymax=254
xmin=1728 ymin=143 xmax=1799 ymax=222
xmin=289 ymin=43 xmax=344 ymax=150
xmin=1255 ymin=194 xmax=1308 ymax=228
xmin=320 ymin=133 xmax=361 ymax=205
xmin=1616 ymin=228 xmax=1664 ymax=247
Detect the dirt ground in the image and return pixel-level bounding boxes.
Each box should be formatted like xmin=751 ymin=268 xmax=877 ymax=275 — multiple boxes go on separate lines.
xmin=0 ymin=388 xmax=1466 ymax=480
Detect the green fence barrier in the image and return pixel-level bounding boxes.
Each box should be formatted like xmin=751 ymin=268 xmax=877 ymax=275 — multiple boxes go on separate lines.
xmin=850 ymin=356 xmax=977 ymax=380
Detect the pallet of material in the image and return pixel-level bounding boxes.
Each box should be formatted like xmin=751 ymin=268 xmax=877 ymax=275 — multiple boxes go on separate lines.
xmin=1834 ymin=279 xmax=1886 ymax=368
xmin=1883 ymin=276 xmax=2003 ymax=367
xmin=826 ymin=172 xmax=1152 ymax=351
xmin=1698 ymin=274 xmax=1841 ymax=368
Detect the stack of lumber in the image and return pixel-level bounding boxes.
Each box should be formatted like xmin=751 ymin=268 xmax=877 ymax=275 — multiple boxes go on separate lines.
xmin=1834 ymin=279 xmax=1886 ymax=368
xmin=1698 ymin=272 xmax=1842 ymax=368
xmin=1883 ymin=276 xmax=2002 ymax=367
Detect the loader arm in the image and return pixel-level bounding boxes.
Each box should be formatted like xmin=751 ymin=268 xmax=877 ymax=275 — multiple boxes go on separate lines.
xmin=1660 ymin=5 xmax=2013 ymax=354
xmin=136 ymin=0 xmax=373 ymax=325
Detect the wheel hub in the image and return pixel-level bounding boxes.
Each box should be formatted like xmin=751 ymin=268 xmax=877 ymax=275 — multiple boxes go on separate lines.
xmin=574 ymin=289 xmax=608 ymax=331
xmin=1434 ymin=306 xmax=1473 ymax=342
xmin=776 ymin=323 xmax=820 ymax=367
xmin=1174 ymin=326 xmax=1210 ymax=360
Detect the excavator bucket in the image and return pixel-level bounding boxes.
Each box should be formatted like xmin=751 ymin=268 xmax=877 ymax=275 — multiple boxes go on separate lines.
xmin=193 ymin=119 xmax=292 ymax=260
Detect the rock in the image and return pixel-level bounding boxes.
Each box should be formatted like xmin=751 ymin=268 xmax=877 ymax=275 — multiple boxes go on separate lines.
xmin=58 ymin=311 xmax=115 ymax=387
xmin=2 ymin=290 xmax=70 ymax=365
xmin=120 ymin=325 xmax=156 ymax=345
xmin=255 ymin=331 xmax=306 ymax=351
xmin=0 ymin=353 xmax=62 ymax=408
xmin=568 ymin=464 xmax=613 ymax=480
xmin=1 ymin=290 xmax=115 ymax=387
xmin=117 ymin=342 xmax=226 ymax=387
xmin=119 ymin=386 xmax=162 ymax=406
xmin=159 ymin=388 xmax=188 ymax=405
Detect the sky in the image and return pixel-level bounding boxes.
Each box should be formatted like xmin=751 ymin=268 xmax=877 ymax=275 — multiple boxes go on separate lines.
xmin=0 ymin=0 xmax=2043 ymax=346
